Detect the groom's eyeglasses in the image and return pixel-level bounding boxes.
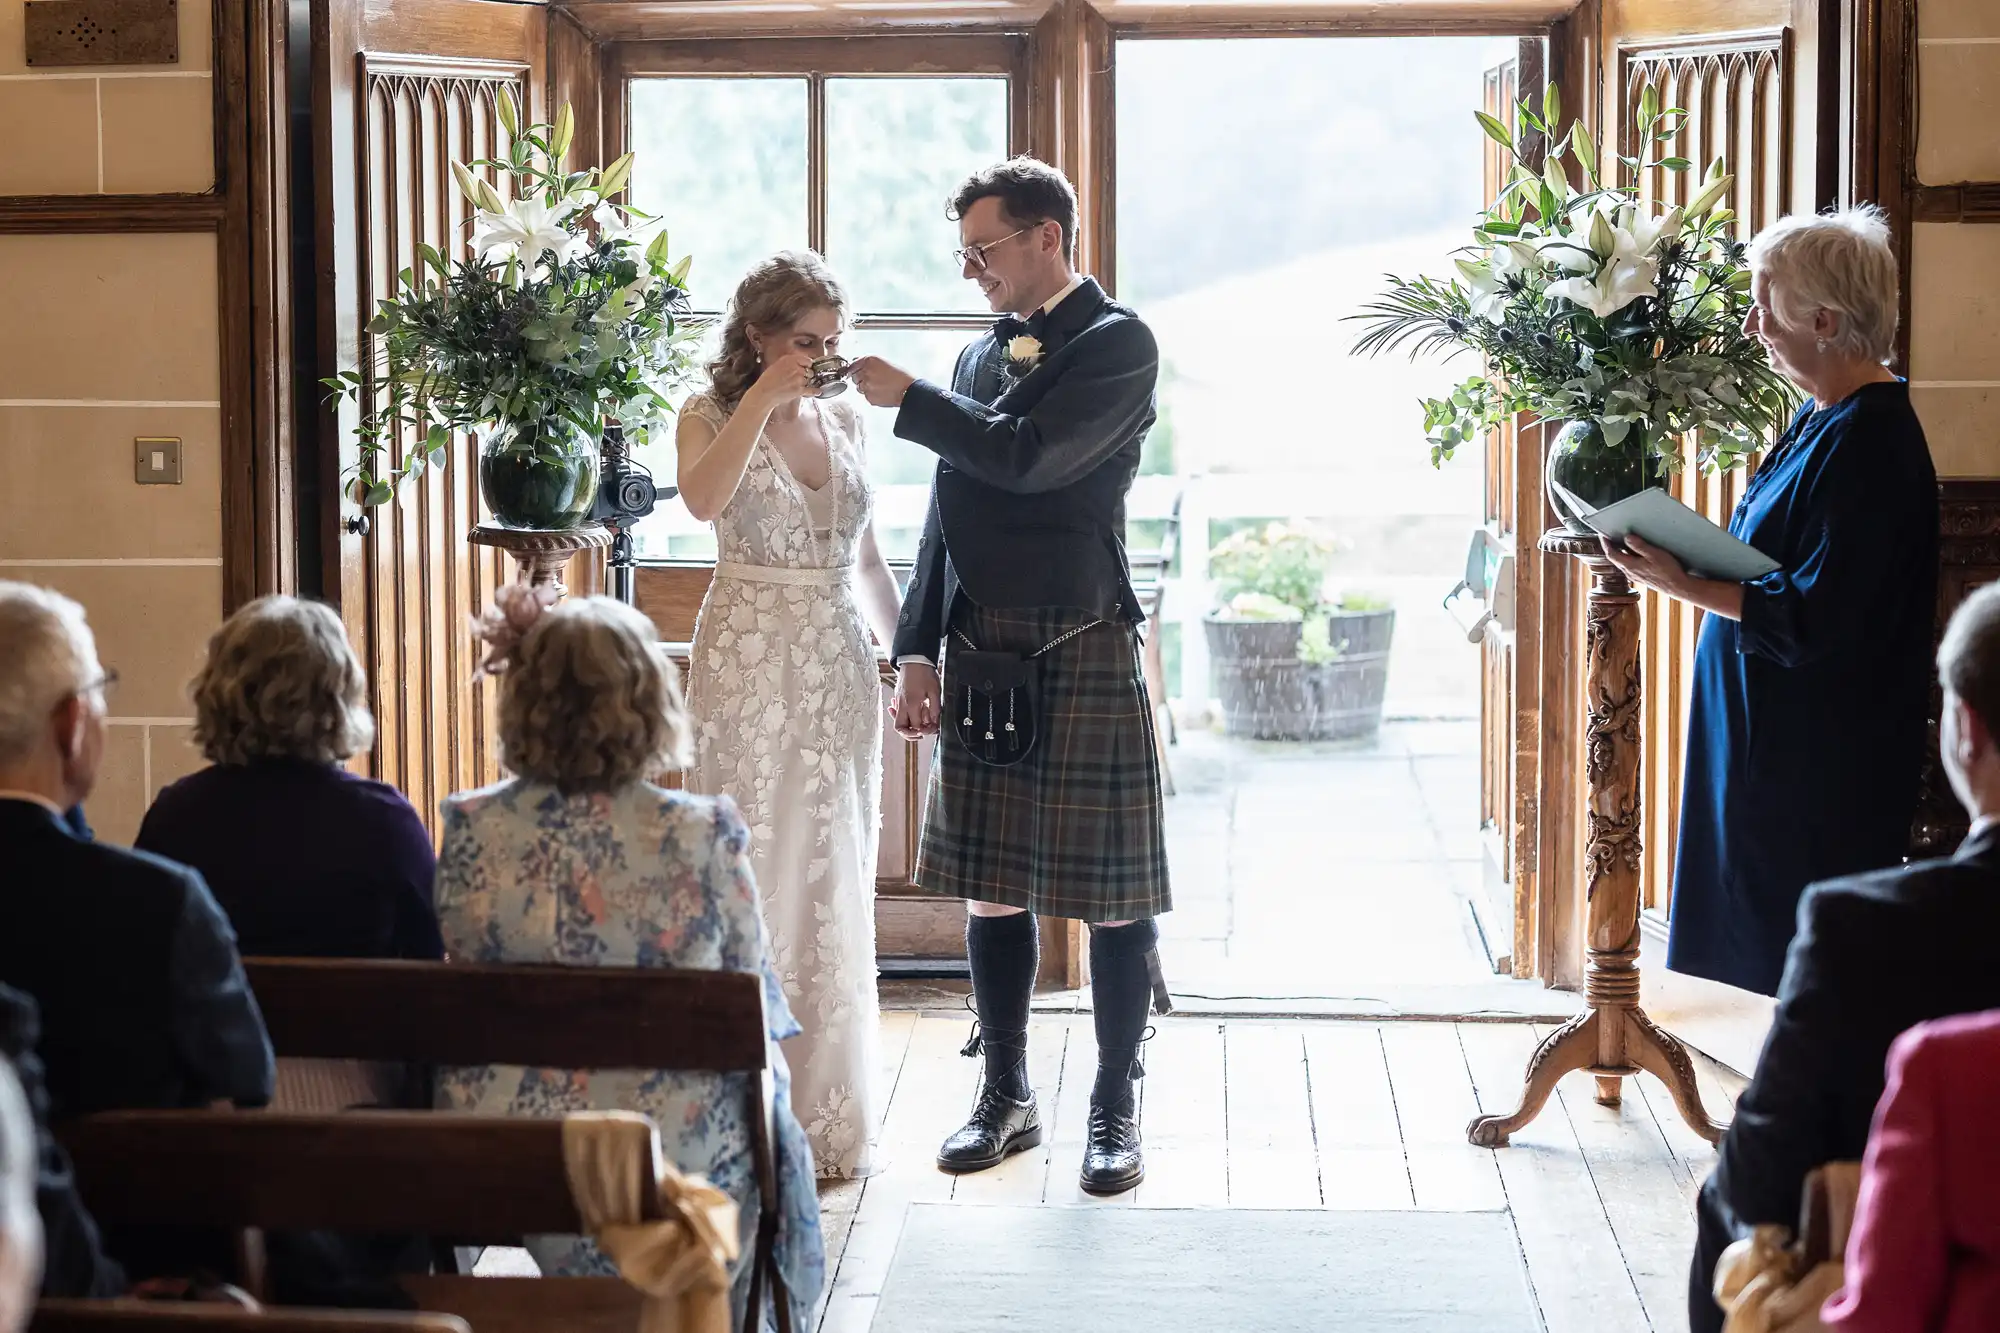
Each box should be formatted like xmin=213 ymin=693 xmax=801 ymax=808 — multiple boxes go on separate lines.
xmin=953 ymin=227 xmax=1031 ymax=273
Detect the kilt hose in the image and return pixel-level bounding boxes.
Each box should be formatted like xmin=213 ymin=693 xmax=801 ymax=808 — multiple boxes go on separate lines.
xmin=915 ymin=601 xmax=1172 ymax=922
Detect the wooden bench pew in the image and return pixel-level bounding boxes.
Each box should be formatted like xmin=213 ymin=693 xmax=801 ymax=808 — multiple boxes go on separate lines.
xmin=60 ymin=1112 xmax=662 ymax=1333
xmin=239 ymin=959 xmax=787 ymax=1333
xmin=34 ymin=1302 xmax=470 ymax=1333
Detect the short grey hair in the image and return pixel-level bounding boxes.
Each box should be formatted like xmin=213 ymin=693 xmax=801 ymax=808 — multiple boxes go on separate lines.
xmin=0 ymin=582 xmax=101 ymax=768
xmin=191 ymin=595 xmax=375 ymax=766
xmin=498 ymin=597 xmax=692 ymax=794
xmin=1746 ymin=206 xmax=1900 ymax=364
xmin=1940 ymin=581 xmax=2000 ymax=733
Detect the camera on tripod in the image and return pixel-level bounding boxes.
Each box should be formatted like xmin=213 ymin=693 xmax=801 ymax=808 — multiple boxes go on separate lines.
xmin=589 ymin=422 xmax=677 ymax=604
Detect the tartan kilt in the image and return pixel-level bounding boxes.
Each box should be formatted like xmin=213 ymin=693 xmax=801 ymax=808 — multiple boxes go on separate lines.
xmin=915 ymin=602 xmax=1172 ymax=922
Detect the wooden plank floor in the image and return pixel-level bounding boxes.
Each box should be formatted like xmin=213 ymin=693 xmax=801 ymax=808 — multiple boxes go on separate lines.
xmin=814 ymin=1013 xmax=1739 ymax=1333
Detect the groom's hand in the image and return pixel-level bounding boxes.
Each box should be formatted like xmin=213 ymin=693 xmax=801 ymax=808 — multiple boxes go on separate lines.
xmin=891 ymin=662 xmax=941 ymax=740
xmin=850 ymin=356 xmax=915 ymax=409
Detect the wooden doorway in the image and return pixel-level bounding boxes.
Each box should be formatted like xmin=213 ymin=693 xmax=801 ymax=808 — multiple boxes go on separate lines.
xmin=306 ymin=0 xmax=552 ymax=828
xmin=284 ymin=0 xmax=1857 ymax=1010
xmin=1476 ymin=43 xmax=1544 ymax=982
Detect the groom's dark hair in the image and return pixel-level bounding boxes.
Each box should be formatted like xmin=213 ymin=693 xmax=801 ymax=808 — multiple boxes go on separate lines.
xmin=949 ymin=157 xmax=1078 ymax=262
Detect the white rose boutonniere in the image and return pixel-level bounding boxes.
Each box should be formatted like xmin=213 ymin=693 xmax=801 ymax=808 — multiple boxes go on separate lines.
xmin=1005 ymin=334 xmax=1044 ymax=374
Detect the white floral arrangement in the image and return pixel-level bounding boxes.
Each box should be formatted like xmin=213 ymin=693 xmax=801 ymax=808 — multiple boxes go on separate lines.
xmin=1350 ymin=82 xmax=1797 ymax=475
xmin=1004 ymin=334 xmax=1044 ymax=374
xmin=326 ymin=94 xmax=701 ymax=505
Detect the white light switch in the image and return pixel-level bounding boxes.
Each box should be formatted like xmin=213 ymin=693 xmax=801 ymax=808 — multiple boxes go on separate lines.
xmin=135 ymin=436 xmax=182 ymax=485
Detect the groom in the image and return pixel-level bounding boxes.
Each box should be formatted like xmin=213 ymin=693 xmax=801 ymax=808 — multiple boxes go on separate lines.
xmin=852 ymin=157 xmax=1170 ymax=1195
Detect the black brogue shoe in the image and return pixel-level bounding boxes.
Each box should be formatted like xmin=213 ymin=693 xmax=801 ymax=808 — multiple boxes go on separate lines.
xmin=937 ymin=1083 xmax=1042 ymax=1174
xmin=1079 ymin=1100 xmax=1144 ymax=1195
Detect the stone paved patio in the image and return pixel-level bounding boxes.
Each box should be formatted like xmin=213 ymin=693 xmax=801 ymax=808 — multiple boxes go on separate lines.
xmin=1156 ymin=718 xmax=1496 ymax=1001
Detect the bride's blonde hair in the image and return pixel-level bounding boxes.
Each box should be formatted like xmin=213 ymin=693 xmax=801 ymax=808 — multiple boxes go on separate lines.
xmin=705 ymin=251 xmax=850 ymax=410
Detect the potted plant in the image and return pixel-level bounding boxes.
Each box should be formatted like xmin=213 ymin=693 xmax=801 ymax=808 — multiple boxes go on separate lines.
xmin=327 ymin=94 xmax=700 ymax=529
xmin=1348 ymin=82 xmax=1797 ymax=528
xmin=1203 ymin=521 xmax=1397 ymax=741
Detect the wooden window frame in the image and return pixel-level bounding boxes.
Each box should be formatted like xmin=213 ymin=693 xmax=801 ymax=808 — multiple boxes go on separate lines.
xmin=608 ymin=37 xmax=1030 ymax=323
xmin=606 ymin=36 xmax=1030 ymax=578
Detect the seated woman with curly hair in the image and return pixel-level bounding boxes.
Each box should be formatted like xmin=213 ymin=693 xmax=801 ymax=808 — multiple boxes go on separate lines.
xmin=135 ymin=594 xmax=438 ymax=1307
xmin=435 ymin=590 xmax=824 ymax=1327
xmin=136 ymin=595 xmax=441 ymax=962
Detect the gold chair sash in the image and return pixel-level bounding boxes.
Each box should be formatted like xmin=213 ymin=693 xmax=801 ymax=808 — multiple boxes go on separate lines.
xmin=561 ymin=1111 xmax=742 ymax=1333
xmin=1714 ymin=1162 xmax=1864 ymax=1333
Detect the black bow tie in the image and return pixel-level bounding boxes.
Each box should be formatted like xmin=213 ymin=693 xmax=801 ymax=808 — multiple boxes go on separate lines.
xmin=994 ymin=310 xmax=1049 ymax=344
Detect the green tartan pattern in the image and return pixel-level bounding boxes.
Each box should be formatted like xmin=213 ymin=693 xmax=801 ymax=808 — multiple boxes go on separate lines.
xmin=914 ymin=603 xmax=1171 ymax=922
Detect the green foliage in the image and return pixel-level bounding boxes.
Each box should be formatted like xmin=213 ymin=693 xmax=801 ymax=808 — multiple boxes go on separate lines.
xmin=1297 ymin=614 xmax=1341 ymax=665
xmin=1335 ymin=591 xmax=1394 ymax=613
xmin=324 ymin=93 xmax=701 ymax=507
xmin=1209 ymin=520 xmax=1339 ymax=617
xmin=1347 ymin=80 xmax=1800 ymax=477
xmin=1210 ymin=524 xmax=1380 ymax=666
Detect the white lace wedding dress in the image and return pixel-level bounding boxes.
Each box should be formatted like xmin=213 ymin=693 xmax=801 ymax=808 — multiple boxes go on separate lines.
xmin=682 ymin=390 xmax=884 ymax=1179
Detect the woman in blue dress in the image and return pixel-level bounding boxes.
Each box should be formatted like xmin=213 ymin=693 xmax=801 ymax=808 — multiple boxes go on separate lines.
xmin=1605 ymin=207 xmax=1938 ymax=997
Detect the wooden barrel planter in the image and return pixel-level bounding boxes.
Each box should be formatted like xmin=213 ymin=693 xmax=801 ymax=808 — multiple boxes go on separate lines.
xmin=1204 ymin=608 xmax=1396 ymax=741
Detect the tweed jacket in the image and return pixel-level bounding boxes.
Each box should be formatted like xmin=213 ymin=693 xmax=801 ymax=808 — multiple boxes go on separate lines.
xmin=891 ymin=277 xmax=1159 ymax=663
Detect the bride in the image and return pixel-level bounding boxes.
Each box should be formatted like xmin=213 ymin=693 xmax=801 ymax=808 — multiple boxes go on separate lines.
xmin=676 ymin=251 xmax=901 ymax=1178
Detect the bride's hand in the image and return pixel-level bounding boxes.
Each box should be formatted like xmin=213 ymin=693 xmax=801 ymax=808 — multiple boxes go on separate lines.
xmin=891 ymin=662 xmax=941 ymax=740
xmin=749 ymin=351 xmax=815 ymax=409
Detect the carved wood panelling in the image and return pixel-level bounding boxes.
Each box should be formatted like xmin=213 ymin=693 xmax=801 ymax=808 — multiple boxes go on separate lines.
xmin=1478 ymin=51 xmax=1545 ymax=976
xmin=1910 ymin=481 xmax=2000 ymax=857
xmin=1480 ymin=53 xmax=1519 ymax=861
xmin=1616 ymin=29 xmax=1791 ymax=916
xmin=353 ymin=57 xmax=525 ymax=831
xmin=1912 ymin=182 xmax=2000 ymax=224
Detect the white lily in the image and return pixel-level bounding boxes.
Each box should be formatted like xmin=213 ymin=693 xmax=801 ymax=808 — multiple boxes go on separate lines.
xmin=1455 ymin=257 xmax=1513 ymax=319
xmin=1612 ymin=203 xmax=1682 ymax=265
xmin=1548 ymin=255 xmax=1659 ymax=318
xmin=1492 ymin=240 xmax=1539 ymax=280
xmin=1534 ymin=231 xmax=1599 ymax=274
xmin=472 ymin=196 xmax=585 ymax=268
xmin=590 ymin=201 xmax=662 ymax=250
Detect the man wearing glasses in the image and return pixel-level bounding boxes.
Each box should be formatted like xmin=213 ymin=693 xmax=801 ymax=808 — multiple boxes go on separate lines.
xmin=852 ymin=157 xmax=1170 ymax=1196
xmin=0 ymin=581 xmax=272 ymax=1277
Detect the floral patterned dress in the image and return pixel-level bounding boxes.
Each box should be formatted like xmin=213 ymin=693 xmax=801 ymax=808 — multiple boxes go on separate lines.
xmin=682 ymin=391 xmax=884 ymax=1179
xmin=432 ymin=779 xmax=826 ymax=1322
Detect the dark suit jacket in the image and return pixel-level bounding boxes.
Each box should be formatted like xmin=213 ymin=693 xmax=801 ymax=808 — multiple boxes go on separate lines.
xmin=0 ymin=797 xmax=274 ymax=1281
xmin=136 ymin=758 xmax=443 ymax=962
xmin=0 ymin=798 xmax=274 ymax=1122
xmin=891 ymin=278 xmax=1159 ymax=663
xmin=0 ymin=985 xmax=124 ymax=1298
xmin=1690 ymin=822 xmax=2000 ymax=1333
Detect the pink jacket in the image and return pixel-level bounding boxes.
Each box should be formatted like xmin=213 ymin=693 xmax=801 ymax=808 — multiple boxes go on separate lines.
xmin=1824 ymin=1010 xmax=2000 ymax=1333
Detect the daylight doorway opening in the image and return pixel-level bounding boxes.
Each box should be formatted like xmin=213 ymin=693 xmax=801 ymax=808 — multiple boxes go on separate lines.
xmin=1119 ymin=35 xmax=1523 ymax=1008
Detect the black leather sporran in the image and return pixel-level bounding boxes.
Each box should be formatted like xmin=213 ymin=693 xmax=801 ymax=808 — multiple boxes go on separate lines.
xmin=947 ymin=621 xmax=1102 ymax=768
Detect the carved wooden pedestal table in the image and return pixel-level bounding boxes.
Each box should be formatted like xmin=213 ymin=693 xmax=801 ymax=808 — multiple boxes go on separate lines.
xmin=1466 ymin=528 xmax=1725 ymax=1148
xmin=468 ymin=522 xmax=612 ymax=600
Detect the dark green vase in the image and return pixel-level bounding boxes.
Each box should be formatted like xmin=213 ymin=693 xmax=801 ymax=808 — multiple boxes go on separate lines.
xmin=1545 ymin=418 xmax=1655 ymax=534
xmin=477 ymin=418 xmax=599 ymax=530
